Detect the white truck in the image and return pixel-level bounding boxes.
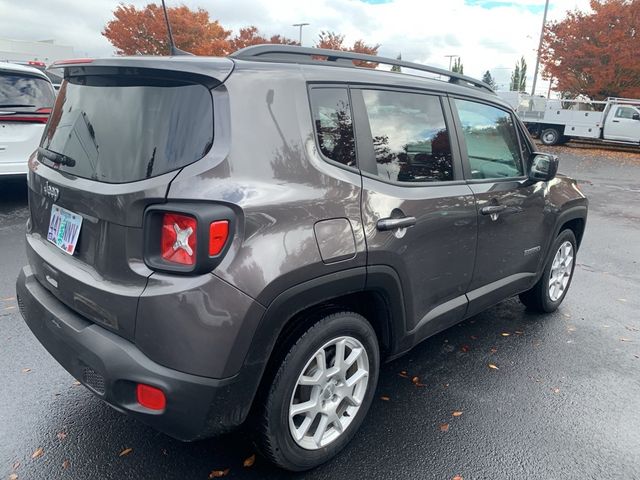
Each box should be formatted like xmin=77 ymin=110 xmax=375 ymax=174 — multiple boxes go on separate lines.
xmin=498 ymin=92 xmax=640 ymax=147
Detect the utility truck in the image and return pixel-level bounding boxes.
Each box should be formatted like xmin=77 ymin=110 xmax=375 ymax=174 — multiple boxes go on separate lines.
xmin=498 ymin=92 xmax=640 ymax=147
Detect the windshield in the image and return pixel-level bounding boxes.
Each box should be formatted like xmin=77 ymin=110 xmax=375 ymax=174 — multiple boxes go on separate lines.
xmin=41 ymin=73 xmax=214 ymax=183
xmin=0 ymin=73 xmax=55 ymax=110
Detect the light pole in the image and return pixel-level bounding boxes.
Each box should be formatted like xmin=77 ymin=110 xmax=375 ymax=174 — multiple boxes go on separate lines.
xmin=445 ymin=54 xmax=459 ymax=71
xmin=531 ymin=0 xmax=550 ymax=96
xmin=292 ymin=23 xmax=310 ymax=46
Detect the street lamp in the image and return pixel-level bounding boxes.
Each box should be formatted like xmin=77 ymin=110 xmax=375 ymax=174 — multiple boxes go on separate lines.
xmin=292 ymin=23 xmax=310 ymax=46
xmin=445 ymin=54 xmax=459 ymax=71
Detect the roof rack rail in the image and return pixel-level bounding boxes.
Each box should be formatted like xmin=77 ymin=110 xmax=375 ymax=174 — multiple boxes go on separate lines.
xmin=230 ymin=44 xmax=495 ymax=94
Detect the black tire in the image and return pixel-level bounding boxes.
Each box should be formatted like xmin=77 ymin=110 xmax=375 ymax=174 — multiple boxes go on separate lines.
xmin=540 ymin=127 xmax=561 ymax=146
xmin=519 ymin=229 xmax=577 ymax=313
xmin=257 ymin=311 xmax=379 ymax=471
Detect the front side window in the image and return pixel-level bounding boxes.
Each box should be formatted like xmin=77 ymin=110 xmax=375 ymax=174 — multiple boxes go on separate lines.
xmin=454 ymin=99 xmax=524 ymax=179
xmin=362 ymin=90 xmax=453 ymax=183
xmin=309 ymin=88 xmax=356 ymax=168
xmin=614 ymin=106 xmax=638 ymax=119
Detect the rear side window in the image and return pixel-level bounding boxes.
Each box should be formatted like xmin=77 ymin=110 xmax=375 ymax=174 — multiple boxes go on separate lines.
xmin=0 ymin=73 xmax=55 ymax=110
xmin=41 ymin=74 xmax=213 ymax=183
xmin=454 ymin=99 xmax=523 ymax=179
xmin=309 ymin=88 xmax=356 ymax=168
xmin=362 ymin=90 xmax=453 ymax=183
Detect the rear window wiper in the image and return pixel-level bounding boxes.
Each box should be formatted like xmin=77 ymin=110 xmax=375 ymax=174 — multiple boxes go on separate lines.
xmin=38 ymin=147 xmax=77 ymax=167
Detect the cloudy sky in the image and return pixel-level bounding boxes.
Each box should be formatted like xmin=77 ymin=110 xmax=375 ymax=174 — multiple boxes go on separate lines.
xmin=0 ymin=0 xmax=591 ymax=93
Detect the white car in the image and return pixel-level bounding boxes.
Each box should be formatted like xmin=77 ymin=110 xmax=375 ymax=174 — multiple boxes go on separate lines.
xmin=0 ymin=62 xmax=56 ymax=177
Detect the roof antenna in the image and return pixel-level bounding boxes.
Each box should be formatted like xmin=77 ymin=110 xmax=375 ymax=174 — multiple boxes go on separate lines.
xmin=160 ymin=0 xmax=193 ymax=56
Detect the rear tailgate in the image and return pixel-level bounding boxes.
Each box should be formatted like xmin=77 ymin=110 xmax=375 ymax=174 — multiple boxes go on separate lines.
xmin=25 ymin=57 xmax=233 ymax=341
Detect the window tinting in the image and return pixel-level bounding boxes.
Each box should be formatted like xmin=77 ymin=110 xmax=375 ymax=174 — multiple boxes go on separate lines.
xmin=615 ymin=106 xmax=638 ymax=119
xmin=310 ymin=88 xmax=356 ymax=167
xmin=41 ymin=74 xmax=213 ymax=183
xmin=454 ymin=99 xmax=523 ymax=179
xmin=0 ymin=73 xmax=55 ymax=110
xmin=362 ymin=90 xmax=453 ymax=183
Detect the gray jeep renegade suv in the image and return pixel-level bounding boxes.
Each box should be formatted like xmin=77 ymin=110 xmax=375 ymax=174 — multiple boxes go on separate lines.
xmin=16 ymin=45 xmax=587 ymax=471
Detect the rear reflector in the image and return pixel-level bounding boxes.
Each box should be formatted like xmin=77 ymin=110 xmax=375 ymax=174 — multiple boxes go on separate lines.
xmin=136 ymin=384 xmax=166 ymax=411
xmin=209 ymin=220 xmax=229 ymax=256
xmin=161 ymin=213 xmax=197 ymax=265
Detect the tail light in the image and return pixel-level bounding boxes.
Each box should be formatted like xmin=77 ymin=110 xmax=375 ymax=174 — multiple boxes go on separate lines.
xmin=144 ymin=203 xmax=235 ymax=274
xmin=161 ymin=213 xmax=197 ymax=265
xmin=0 ymin=108 xmax=51 ymax=124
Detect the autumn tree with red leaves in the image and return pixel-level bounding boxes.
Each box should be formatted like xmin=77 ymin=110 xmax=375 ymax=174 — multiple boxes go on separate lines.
xmin=315 ymin=31 xmax=380 ymax=68
xmin=229 ymin=26 xmax=298 ymax=52
xmin=103 ymin=4 xmax=297 ymax=56
xmin=540 ymin=0 xmax=640 ymax=99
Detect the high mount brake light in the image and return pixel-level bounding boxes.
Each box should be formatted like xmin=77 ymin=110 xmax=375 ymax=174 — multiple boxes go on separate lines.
xmin=52 ymin=58 xmax=94 ymax=66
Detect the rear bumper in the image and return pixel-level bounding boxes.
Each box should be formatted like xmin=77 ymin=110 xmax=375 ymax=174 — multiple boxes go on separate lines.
xmin=0 ymin=161 xmax=28 ymax=176
xmin=16 ymin=266 xmax=259 ymax=441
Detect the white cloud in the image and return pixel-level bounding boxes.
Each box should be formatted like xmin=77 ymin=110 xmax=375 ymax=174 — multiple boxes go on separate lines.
xmin=0 ymin=0 xmax=593 ymax=94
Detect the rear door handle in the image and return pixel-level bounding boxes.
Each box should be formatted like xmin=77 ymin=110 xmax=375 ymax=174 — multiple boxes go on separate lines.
xmin=612 ymin=120 xmax=620 ymax=123
xmin=376 ymin=216 xmax=417 ymax=231
xmin=480 ymin=205 xmax=507 ymax=215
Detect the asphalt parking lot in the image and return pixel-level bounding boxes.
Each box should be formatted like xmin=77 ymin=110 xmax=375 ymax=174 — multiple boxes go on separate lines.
xmin=1 ymin=145 xmax=639 ymax=480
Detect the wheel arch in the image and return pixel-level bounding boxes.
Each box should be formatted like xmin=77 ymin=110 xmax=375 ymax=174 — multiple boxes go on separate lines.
xmin=243 ymin=266 xmax=406 ymax=415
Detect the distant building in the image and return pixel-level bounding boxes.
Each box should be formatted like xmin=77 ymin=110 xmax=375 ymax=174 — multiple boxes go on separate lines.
xmin=0 ymin=37 xmax=76 ymax=66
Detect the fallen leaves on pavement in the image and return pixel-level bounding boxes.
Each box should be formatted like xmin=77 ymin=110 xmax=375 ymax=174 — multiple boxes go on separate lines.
xmin=21 ymin=368 xmax=31 ymax=374
xmin=439 ymin=423 xmax=450 ymax=432
xmin=209 ymin=468 xmax=230 ymax=478
xmin=501 ymin=332 xmax=510 ymax=337
xmin=490 ymin=347 xmax=498 ymax=354
xmin=411 ymin=376 xmax=427 ymax=387
xmin=57 ymin=431 xmax=67 ymax=441
xmin=398 ymin=370 xmax=409 ymax=378
xmin=8 ymin=474 xmax=18 ymax=480
xmin=488 ymin=363 xmax=499 ymax=370
xmin=380 ymin=395 xmax=390 ymax=401
xmin=452 ymin=475 xmax=464 ymax=480
xmin=460 ymin=345 xmax=470 ymax=353
xmin=119 ymin=447 xmax=133 ymax=457
xmin=62 ymin=459 xmax=70 ymax=470
xmin=243 ymin=454 xmax=256 ymax=468
xmin=31 ymin=448 xmax=44 ymax=459
xmin=452 ymin=411 xmax=463 ymax=417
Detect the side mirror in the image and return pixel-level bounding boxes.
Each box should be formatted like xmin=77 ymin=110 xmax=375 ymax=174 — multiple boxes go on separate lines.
xmin=529 ymin=153 xmax=559 ymax=182
xmin=632 ymin=112 xmax=640 ymax=121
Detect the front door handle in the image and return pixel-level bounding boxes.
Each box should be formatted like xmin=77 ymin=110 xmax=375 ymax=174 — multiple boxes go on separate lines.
xmin=480 ymin=205 xmax=507 ymax=216
xmin=376 ymin=216 xmax=417 ymax=231
xmin=612 ymin=120 xmax=620 ymax=123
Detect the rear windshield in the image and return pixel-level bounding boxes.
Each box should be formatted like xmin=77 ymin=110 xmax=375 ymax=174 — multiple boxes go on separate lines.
xmin=41 ymin=74 xmax=213 ymax=183
xmin=0 ymin=73 xmax=55 ymax=110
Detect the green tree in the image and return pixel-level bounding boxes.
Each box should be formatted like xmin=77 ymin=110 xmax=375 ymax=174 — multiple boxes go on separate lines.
xmin=481 ymin=70 xmax=497 ymax=89
xmin=452 ymin=57 xmax=464 ymax=74
xmin=510 ymin=56 xmax=527 ymax=92
xmin=391 ymin=53 xmax=402 ymax=73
